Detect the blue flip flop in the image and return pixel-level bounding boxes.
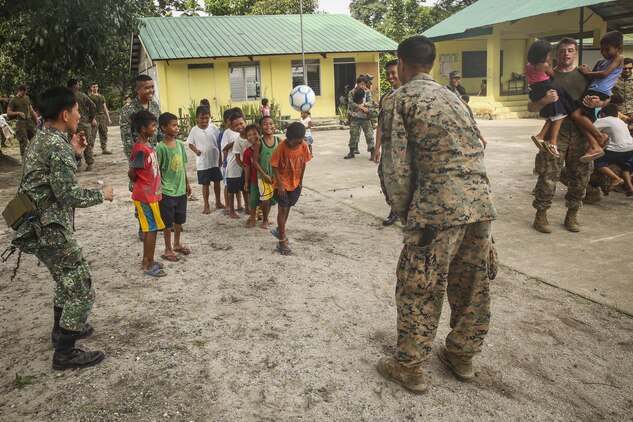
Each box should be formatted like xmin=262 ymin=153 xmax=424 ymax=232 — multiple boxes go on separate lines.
xmin=275 ymin=242 xmax=291 ymax=255
xmin=270 ymin=229 xmax=289 ymax=242
xmin=145 ymin=262 xmax=167 ymax=277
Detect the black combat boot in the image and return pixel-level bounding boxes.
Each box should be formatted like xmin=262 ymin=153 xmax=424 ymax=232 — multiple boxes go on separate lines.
xmin=51 ymin=307 xmax=94 ymax=347
xmin=368 ymin=147 xmax=375 ymax=161
xmin=344 ymin=150 xmax=355 ymax=159
xmin=52 ymin=328 xmax=105 ymax=371
xmin=353 ymin=148 xmax=360 ymax=154
xmin=382 ymin=211 xmax=398 ymax=226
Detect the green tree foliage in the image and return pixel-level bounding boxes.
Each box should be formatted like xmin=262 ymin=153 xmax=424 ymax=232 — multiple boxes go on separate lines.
xmin=203 ymin=0 xmax=257 ymax=16
xmin=350 ymin=0 xmax=388 ymax=27
xmin=251 ymin=0 xmax=318 ymax=14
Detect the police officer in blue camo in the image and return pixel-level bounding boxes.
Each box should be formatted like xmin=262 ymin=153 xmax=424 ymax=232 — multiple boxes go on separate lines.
xmin=13 ymin=87 xmax=114 ymax=370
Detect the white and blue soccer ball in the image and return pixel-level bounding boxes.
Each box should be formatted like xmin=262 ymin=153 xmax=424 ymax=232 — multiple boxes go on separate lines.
xmin=289 ymin=85 xmax=316 ymax=112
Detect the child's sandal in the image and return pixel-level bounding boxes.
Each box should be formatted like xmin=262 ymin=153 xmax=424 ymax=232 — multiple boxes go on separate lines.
xmin=545 ymin=143 xmax=560 ymax=158
xmin=276 ymin=240 xmax=291 ymax=255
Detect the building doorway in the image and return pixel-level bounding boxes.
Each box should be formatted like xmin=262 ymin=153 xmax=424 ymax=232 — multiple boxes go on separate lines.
xmin=334 ymin=58 xmax=356 ymax=109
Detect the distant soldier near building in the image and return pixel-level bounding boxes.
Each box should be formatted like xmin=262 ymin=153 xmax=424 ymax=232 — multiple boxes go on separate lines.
xmin=377 ymin=35 xmax=497 ymax=395
xmin=88 ymin=82 xmax=112 ymax=155
xmin=7 ymin=85 xmax=37 ymax=157
xmin=120 ymin=74 xmax=161 ymax=163
xmin=344 ymin=75 xmax=376 ymax=159
xmin=446 ymin=70 xmax=467 ymax=97
xmin=67 ymin=79 xmax=97 ymax=170
xmin=12 ymin=87 xmax=114 ymax=370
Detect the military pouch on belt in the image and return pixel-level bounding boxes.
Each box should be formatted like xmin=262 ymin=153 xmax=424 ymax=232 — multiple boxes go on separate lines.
xmin=2 ymin=192 xmax=36 ymax=231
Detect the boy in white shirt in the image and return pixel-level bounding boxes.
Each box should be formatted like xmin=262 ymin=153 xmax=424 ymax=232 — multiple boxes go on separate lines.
xmin=221 ymin=110 xmax=245 ymax=218
xmin=187 ymin=106 xmax=223 ymax=214
xmin=594 ymin=104 xmax=633 ymax=196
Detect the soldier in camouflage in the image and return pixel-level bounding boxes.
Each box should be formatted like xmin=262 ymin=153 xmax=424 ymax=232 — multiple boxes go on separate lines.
xmin=376 ymin=36 xmax=497 ymax=394
xmin=88 ymin=82 xmax=112 ymax=155
xmin=613 ymin=58 xmax=633 ymax=118
xmin=6 ymin=85 xmax=37 ymax=157
xmin=120 ymin=74 xmax=161 ymax=163
xmin=528 ymin=38 xmax=610 ymax=233
xmin=67 ymin=79 xmax=97 ymax=171
xmin=344 ymin=76 xmax=376 ymax=159
xmin=12 ymin=87 xmax=114 ymax=370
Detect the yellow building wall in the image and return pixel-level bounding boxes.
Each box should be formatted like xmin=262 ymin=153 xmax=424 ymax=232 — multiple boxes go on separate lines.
xmin=155 ymin=52 xmax=379 ymax=120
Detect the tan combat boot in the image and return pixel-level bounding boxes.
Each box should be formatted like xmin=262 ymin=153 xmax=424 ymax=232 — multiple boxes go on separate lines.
xmin=376 ymin=357 xmax=427 ymax=394
xmin=102 ymin=148 xmax=112 ymax=155
xmin=85 ymin=163 xmax=93 ymax=172
xmin=437 ymin=346 xmax=475 ymax=382
xmin=564 ymin=208 xmax=581 ymax=232
xmin=533 ymin=209 xmax=551 ymax=233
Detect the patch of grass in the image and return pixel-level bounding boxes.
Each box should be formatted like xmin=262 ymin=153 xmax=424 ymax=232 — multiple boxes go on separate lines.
xmin=14 ymin=373 xmax=34 ymax=389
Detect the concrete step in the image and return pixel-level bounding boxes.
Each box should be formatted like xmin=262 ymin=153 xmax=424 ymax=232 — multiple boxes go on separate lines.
xmin=312 ymin=124 xmax=347 ymax=131
xmin=495 ymin=111 xmax=539 ymax=119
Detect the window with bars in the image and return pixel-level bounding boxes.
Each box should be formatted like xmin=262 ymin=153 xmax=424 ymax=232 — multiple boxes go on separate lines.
xmin=291 ymin=59 xmax=321 ymax=96
xmin=229 ymin=62 xmax=261 ymax=101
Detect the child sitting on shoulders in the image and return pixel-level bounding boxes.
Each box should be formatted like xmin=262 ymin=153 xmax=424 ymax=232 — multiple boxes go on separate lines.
xmin=156 ymin=112 xmax=191 ymax=263
xmin=128 ymin=110 xmax=166 ymax=277
xmin=574 ymin=30 xmax=624 ymax=162
xmin=300 ymin=110 xmax=313 ymax=156
xmin=525 ymin=39 xmax=575 ymax=158
xmin=242 ymin=124 xmax=262 ymax=228
xmin=270 ymin=122 xmax=311 ymax=255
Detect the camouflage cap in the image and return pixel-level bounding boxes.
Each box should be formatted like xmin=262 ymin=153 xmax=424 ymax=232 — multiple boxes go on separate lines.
xmin=449 ymin=71 xmax=462 ymax=78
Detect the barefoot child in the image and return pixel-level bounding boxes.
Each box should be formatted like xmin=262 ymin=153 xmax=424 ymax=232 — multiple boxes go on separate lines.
xmin=128 ymin=110 xmax=166 ymax=277
xmin=231 ymin=112 xmax=252 ymax=217
xmin=156 ymin=112 xmax=192 ymax=262
xmin=300 ymin=110 xmax=313 ymax=156
xmin=187 ymin=106 xmax=223 ymax=213
xmin=253 ymin=115 xmax=279 ymax=229
xmin=242 ymin=124 xmax=261 ymax=228
xmin=270 ymin=122 xmax=311 ymax=254
xmin=526 ymin=39 xmax=575 ymax=157
xmin=573 ymin=30 xmax=624 ymax=162
xmin=222 ymin=110 xmax=246 ymax=218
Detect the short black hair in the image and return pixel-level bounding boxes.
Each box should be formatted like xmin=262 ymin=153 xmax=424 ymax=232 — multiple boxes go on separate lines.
xmin=66 ymin=79 xmax=78 ymax=88
xmin=200 ymin=98 xmax=210 ymax=108
xmin=158 ymin=112 xmax=178 ymax=128
xmin=261 ymin=98 xmax=269 ymax=106
xmin=528 ymin=39 xmax=553 ymax=65
xmin=385 ymin=59 xmax=398 ymax=69
xmin=224 ymin=107 xmax=242 ymax=122
xmin=601 ymin=104 xmax=618 ymax=117
xmin=229 ymin=110 xmax=245 ymax=123
xmin=245 ymin=124 xmax=261 ymax=136
xmin=38 ymin=87 xmax=77 ymax=120
xmin=611 ymin=93 xmax=623 ymax=104
xmin=624 ymin=58 xmax=633 ymax=66
xmin=90 ymin=82 xmax=98 ymax=87
xmin=601 ymin=31 xmax=623 ymax=48
xmin=353 ymin=88 xmax=365 ymax=104
xmin=356 ymin=76 xmax=368 ymax=84
xmin=397 ymin=35 xmax=436 ymax=67
xmin=135 ymin=74 xmax=153 ymax=85
xmin=132 ymin=110 xmax=157 ymax=133
xmin=556 ymin=37 xmax=578 ymax=52
xmin=17 ymin=84 xmax=26 ymax=92
xmin=196 ymin=106 xmax=210 ymax=117
xmin=286 ymin=121 xmax=306 ymax=140
xmin=259 ymin=115 xmax=273 ymax=126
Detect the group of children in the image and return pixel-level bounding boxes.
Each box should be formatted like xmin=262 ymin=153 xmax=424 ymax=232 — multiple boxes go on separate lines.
xmin=527 ymin=30 xmax=624 ymax=162
xmin=129 ymin=106 xmax=312 ymax=277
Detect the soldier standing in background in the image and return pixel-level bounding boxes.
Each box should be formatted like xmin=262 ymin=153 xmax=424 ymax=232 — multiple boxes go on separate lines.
xmin=613 ymin=58 xmax=633 ymax=119
xmin=67 ymin=79 xmax=97 ymax=171
xmin=7 ymin=85 xmax=37 ymax=157
xmin=377 ymin=35 xmax=497 ymax=394
xmin=88 ymin=82 xmax=112 ymax=155
xmin=446 ymin=70 xmax=467 ymax=96
xmin=12 ymin=87 xmax=114 ymax=370
xmin=120 ymin=74 xmax=161 ymax=163
xmin=344 ymin=76 xmax=375 ymax=159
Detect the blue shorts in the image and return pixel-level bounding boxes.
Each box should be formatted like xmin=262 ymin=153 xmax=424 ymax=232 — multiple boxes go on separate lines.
xmin=133 ymin=201 xmax=165 ymax=232
xmin=305 ymin=135 xmax=314 ymax=145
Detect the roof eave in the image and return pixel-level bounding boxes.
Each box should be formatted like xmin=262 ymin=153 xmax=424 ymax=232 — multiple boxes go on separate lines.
xmin=426 ymin=26 xmax=494 ymax=42
xmin=147 ymin=49 xmax=397 ymax=62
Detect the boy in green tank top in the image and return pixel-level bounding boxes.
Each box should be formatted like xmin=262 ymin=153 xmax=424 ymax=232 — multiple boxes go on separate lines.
xmin=253 ymin=116 xmax=279 ymax=228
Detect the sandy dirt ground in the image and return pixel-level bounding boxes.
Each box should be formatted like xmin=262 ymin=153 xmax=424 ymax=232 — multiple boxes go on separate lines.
xmin=0 ymin=129 xmax=632 ymax=421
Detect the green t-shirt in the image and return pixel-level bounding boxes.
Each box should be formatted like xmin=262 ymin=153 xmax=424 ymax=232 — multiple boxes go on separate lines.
xmin=8 ymin=95 xmax=31 ymax=117
xmin=156 ymin=140 xmax=188 ymax=197
xmin=89 ymin=93 xmax=106 ymax=114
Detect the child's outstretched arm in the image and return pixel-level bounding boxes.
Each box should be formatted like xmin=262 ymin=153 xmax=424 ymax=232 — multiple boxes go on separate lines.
xmin=579 ymin=55 xmax=624 ymax=78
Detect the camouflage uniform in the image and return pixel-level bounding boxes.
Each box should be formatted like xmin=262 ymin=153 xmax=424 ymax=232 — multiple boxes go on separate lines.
xmin=8 ymin=95 xmax=36 ymax=156
xmin=73 ymin=92 xmax=97 ymax=165
xmin=348 ymin=89 xmax=375 ymax=152
xmin=88 ymin=93 xmax=108 ymax=150
xmin=119 ymin=97 xmax=161 ymax=163
xmin=379 ymin=73 xmax=497 ymax=367
xmin=613 ymin=75 xmax=633 ymax=117
xmin=13 ymin=127 xmax=104 ymax=331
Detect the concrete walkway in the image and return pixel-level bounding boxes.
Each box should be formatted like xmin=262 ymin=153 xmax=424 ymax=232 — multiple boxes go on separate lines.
xmin=303 ymin=119 xmax=633 ymax=315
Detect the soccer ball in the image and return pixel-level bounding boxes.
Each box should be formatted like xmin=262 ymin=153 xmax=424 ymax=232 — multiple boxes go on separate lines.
xmin=289 ymin=85 xmax=316 ymax=112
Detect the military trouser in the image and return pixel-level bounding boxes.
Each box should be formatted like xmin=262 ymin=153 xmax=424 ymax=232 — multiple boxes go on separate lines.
xmin=533 ymin=121 xmax=592 ymax=211
xmin=91 ymin=114 xmax=108 ymax=150
xmin=395 ymin=220 xmax=492 ymax=368
xmin=348 ymin=118 xmax=375 ymax=151
xmin=15 ymin=119 xmax=36 ymax=156
xmin=34 ymin=224 xmax=95 ymax=332
xmin=77 ymin=123 xmax=94 ymax=165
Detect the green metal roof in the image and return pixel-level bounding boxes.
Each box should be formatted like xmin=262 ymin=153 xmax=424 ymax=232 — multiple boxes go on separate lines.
xmin=423 ymin=0 xmax=615 ymax=40
xmin=139 ymin=15 xmax=398 ymax=60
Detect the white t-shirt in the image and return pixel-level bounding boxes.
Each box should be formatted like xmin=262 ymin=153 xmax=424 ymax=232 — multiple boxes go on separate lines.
xmin=186 ymin=124 xmax=220 ymax=170
xmin=221 ymin=129 xmax=242 ymax=178
xmin=233 ymin=135 xmax=250 ymax=161
xmin=594 ymin=116 xmax=633 ymax=153
xmin=301 ymin=116 xmax=312 ymax=137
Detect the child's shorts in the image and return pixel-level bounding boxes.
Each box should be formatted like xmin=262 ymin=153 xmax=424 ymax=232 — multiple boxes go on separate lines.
xmin=582 ymin=89 xmax=610 ymax=122
xmin=133 ymin=200 xmax=165 ymax=233
xmin=305 ymin=135 xmax=314 ymax=145
xmin=226 ymin=174 xmax=245 ymax=194
xmin=158 ymin=194 xmax=187 ymax=228
xmin=197 ymin=167 xmax=223 ymax=185
xmin=274 ymin=186 xmax=302 ymax=208
xmin=249 ymin=183 xmax=260 ymax=209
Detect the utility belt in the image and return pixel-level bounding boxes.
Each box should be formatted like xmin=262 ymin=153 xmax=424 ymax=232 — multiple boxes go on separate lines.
xmin=2 ymin=192 xmax=55 ymax=231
